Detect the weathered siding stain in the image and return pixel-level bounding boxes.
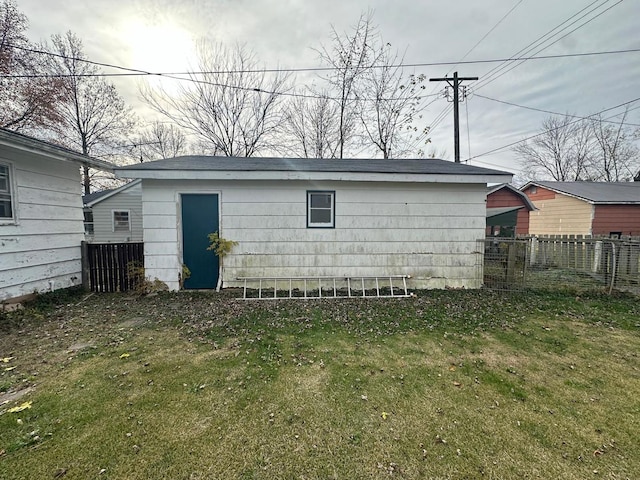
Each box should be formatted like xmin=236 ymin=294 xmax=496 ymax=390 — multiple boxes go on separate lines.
xmin=0 ymin=150 xmax=84 ymax=301
xmin=141 ymin=179 xmax=487 ymax=290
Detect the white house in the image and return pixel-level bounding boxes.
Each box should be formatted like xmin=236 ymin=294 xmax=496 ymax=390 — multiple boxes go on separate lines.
xmin=83 ymin=179 xmax=143 ymax=243
xmin=116 ymin=157 xmax=512 ymax=292
xmin=0 ymin=129 xmax=114 ymax=302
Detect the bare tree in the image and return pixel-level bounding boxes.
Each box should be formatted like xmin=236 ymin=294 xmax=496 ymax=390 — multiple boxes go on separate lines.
xmin=515 ymin=115 xmax=594 ymax=181
xmin=316 ymin=11 xmax=382 ymax=158
xmin=284 ymin=90 xmax=339 ymax=158
xmin=358 ymin=44 xmax=428 ymax=158
xmin=137 ymin=121 xmax=188 ymax=161
xmin=141 ymin=41 xmax=291 ymax=157
xmin=44 ymin=31 xmax=136 ymax=193
xmin=0 ymin=0 xmax=61 ymax=131
xmin=590 ymin=107 xmax=639 ymax=181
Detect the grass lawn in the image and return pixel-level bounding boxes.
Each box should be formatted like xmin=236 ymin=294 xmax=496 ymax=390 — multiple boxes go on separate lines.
xmin=1 ymin=288 xmax=639 ymax=479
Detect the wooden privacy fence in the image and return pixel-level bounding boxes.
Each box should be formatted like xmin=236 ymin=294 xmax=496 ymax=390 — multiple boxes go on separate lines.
xmin=82 ymin=242 xmax=144 ymax=293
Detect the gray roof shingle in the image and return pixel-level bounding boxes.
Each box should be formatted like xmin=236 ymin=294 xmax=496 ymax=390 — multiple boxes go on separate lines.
xmin=527 ymin=181 xmax=640 ymax=204
xmin=82 ymin=189 xmax=113 ymax=205
xmin=116 ymin=156 xmax=511 ymax=176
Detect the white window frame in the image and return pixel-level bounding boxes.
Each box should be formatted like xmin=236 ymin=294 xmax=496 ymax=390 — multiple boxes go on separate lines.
xmin=0 ymin=160 xmax=17 ymax=225
xmin=307 ymin=191 xmax=335 ymax=228
xmin=112 ymin=209 xmax=131 ymax=232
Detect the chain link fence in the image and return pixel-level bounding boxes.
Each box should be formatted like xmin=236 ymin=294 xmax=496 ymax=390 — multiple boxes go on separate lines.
xmin=478 ymin=236 xmax=640 ymax=294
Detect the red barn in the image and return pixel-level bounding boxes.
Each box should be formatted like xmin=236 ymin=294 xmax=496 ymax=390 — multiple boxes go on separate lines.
xmin=486 ymin=184 xmax=536 ymax=236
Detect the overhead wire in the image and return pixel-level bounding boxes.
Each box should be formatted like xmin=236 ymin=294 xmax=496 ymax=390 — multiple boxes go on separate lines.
xmin=408 ymin=0 xmax=525 ymax=153
xmin=464 ymin=102 xmax=640 ymax=171
xmin=473 ymin=0 xmax=622 ymax=91
xmin=436 ymin=0 xmax=625 ymax=162
xmin=5 ymin=42 xmax=637 ymax=77
xmin=474 ymin=94 xmax=640 ymax=127
xmin=464 ymin=97 xmax=640 ymax=162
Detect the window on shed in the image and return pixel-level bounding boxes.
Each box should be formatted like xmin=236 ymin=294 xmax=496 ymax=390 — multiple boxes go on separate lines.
xmin=529 ymin=186 xmax=537 ymax=194
xmin=307 ymin=191 xmax=335 ymax=228
xmin=113 ymin=210 xmax=130 ymax=232
xmin=0 ymin=163 xmax=14 ymax=220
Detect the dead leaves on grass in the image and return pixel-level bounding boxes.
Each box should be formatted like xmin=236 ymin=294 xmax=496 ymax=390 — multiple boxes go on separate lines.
xmin=7 ymin=401 xmax=32 ymax=413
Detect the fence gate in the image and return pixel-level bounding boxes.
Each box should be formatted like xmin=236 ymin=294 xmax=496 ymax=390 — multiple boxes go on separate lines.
xmin=83 ymin=242 xmax=144 ymax=293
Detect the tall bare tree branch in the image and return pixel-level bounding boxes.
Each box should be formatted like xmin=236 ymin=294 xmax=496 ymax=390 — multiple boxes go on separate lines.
xmin=44 ymin=31 xmax=137 ymax=193
xmin=141 ymin=41 xmax=291 ymax=158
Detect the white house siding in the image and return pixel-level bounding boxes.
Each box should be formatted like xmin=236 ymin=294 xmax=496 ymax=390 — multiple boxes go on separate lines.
xmin=90 ymin=182 xmax=143 ymax=242
xmin=141 ymin=179 xmax=487 ymax=290
xmin=0 ymin=150 xmax=84 ymax=301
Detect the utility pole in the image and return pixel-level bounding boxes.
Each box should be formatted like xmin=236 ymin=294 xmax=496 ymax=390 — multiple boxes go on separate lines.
xmin=429 ymin=72 xmax=478 ymax=162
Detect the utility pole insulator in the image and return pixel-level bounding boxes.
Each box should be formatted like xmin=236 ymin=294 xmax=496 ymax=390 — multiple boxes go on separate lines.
xmin=430 ymin=72 xmax=478 ymax=163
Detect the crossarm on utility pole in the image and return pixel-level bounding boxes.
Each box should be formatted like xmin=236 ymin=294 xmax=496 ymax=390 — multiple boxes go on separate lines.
xmin=429 ymin=72 xmax=478 ymax=163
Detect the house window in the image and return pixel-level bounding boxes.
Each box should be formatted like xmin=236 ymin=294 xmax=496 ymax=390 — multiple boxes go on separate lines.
xmin=307 ymin=191 xmax=335 ymax=228
xmin=529 ymin=186 xmax=537 ymax=194
xmin=0 ymin=162 xmax=14 ymax=221
xmin=113 ymin=210 xmax=130 ymax=232
xmin=84 ymin=210 xmax=94 ymax=235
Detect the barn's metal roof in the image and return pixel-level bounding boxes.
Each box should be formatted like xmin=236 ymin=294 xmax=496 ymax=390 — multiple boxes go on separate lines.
xmin=117 ymin=156 xmax=511 ymax=176
xmin=523 ymin=181 xmax=640 ymax=204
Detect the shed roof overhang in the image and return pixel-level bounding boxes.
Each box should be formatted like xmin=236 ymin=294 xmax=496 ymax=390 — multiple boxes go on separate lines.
xmin=115 ymin=156 xmax=513 ymax=184
xmin=116 ymin=169 xmax=512 ymax=184
xmin=486 ymin=206 xmax=523 ymax=227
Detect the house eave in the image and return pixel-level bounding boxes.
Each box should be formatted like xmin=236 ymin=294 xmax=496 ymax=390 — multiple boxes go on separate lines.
xmin=0 ymin=128 xmax=115 ymax=172
xmin=116 ymin=169 xmax=512 ymax=184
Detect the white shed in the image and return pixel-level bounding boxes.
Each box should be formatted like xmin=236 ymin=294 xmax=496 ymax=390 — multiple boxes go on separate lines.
xmin=116 ymin=157 xmax=512 ymax=291
xmin=83 ymin=180 xmax=143 ymax=243
xmin=0 ymin=129 xmax=114 ymax=302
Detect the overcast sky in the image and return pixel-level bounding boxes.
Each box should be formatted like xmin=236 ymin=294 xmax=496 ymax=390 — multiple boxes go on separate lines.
xmin=18 ymin=0 xmax=640 ymax=178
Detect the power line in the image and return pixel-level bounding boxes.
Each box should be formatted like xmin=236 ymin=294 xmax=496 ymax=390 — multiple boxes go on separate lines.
xmin=474 ymin=0 xmax=623 ymax=91
xmin=473 ymin=0 xmax=609 ymax=90
xmin=6 ymin=42 xmax=638 ymax=77
xmin=465 ymin=97 xmax=640 ymax=161
xmin=423 ymin=0 xmax=625 ymax=161
xmin=473 ymin=94 xmax=640 ymax=127
xmin=422 ymin=2 xmax=618 ymax=149
xmin=450 ymin=0 xmax=525 ymax=71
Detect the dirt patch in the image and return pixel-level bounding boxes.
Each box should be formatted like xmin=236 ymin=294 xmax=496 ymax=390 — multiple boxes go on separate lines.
xmin=67 ymin=342 xmax=95 ymax=353
xmin=117 ymin=317 xmax=147 ymax=329
xmin=0 ymin=386 xmax=34 ymax=406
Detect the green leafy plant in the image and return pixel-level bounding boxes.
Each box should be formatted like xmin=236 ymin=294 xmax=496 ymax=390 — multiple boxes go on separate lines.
xmin=180 ymin=264 xmax=191 ymax=289
xmin=207 ymin=232 xmax=238 ymax=291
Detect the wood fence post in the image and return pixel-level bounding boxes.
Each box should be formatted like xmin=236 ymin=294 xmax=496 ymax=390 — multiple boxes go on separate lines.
xmin=81 ymin=241 xmax=90 ymax=291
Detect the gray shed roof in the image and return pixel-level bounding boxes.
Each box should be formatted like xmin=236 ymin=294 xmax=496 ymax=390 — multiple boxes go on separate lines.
xmin=116 ymin=156 xmax=511 ymax=176
xmin=83 ymin=189 xmax=114 ymax=205
xmin=524 ymin=181 xmax=640 ymax=204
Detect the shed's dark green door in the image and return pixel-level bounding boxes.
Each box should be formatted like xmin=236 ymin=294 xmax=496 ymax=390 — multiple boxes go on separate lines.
xmin=181 ymin=194 xmax=219 ymax=289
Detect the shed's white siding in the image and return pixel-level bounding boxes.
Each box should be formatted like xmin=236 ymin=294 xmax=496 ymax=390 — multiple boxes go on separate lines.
xmin=141 ymin=179 xmax=487 ymax=290
xmin=0 ymin=150 xmax=84 ymax=301
xmin=89 ymin=182 xmax=143 ymax=242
